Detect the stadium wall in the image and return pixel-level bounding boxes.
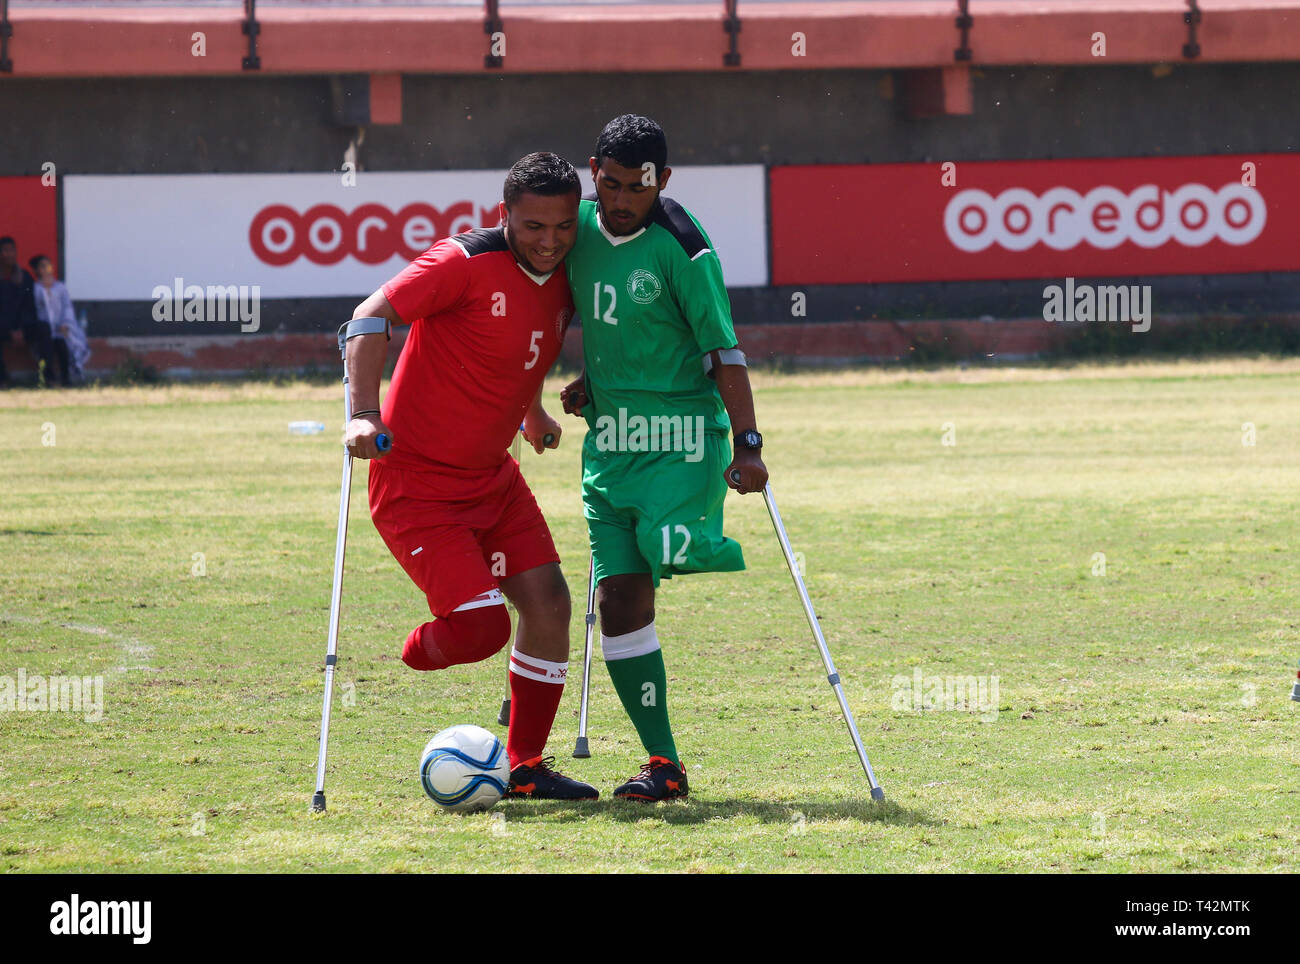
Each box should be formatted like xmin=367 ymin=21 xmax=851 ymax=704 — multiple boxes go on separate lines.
xmin=3 ymin=63 xmax=1300 ymax=376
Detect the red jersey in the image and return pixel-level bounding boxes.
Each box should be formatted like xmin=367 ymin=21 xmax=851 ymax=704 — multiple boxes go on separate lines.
xmin=380 ymin=227 xmax=574 ymax=470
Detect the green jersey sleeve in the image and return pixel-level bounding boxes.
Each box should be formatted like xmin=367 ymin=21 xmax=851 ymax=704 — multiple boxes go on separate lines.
xmin=671 ymin=241 xmax=739 ymax=357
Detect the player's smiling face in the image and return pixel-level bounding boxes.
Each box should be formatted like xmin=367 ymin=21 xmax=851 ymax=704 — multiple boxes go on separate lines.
xmin=590 ymin=157 xmax=672 ymax=236
xmin=502 ymin=191 xmax=579 ymax=275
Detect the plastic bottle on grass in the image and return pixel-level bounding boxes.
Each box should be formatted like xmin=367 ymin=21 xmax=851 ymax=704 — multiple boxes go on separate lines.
xmin=289 ymin=421 xmax=326 ymax=436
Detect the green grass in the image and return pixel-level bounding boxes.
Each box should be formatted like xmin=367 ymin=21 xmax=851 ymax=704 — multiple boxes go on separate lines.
xmin=1 ymin=358 xmax=1298 ymax=872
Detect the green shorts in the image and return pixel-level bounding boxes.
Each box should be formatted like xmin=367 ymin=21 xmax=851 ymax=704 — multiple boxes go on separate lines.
xmin=582 ymin=429 xmax=745 ymax=587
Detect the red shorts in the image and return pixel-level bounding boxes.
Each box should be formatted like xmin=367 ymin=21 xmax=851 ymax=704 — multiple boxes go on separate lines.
xmin=368 ymin=456 xmax=560 ymax=619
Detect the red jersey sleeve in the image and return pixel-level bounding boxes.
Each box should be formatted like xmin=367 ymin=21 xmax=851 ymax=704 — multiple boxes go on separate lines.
xmin=381 ymin=238 xmax=473 ymax=326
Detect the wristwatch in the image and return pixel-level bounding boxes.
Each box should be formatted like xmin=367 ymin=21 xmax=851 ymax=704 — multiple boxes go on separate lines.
xmin=734 ymin=429 xmax=763 ymax=451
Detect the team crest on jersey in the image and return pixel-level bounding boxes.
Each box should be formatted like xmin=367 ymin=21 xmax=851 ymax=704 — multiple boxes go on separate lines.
xmin=626 ymin=269 xmax=662 ymax=305
xmin=556 ymin=306 xmax=572 ymax=339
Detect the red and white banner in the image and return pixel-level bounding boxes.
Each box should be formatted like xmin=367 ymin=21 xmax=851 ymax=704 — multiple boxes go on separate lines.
xmin=770 ymin=154 xmax=1297 ymax=285
xmin=0 ymin=177 xmax=59 ymax=275
xmin=64 ymin=167 xmax=768 ymax=299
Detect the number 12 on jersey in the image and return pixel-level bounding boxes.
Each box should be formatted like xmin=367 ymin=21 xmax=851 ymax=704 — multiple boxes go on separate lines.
xmin=593 ymin=282 xmax=619 ymax=326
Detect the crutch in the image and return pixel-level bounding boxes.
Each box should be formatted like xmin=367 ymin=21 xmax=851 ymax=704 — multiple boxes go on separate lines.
xmin=311 ymin=320 xmax=390 ymax=812
xmin=732 ymin=471 xmax=885 ymax=800
xmin=496 ymin=423 xmax=558 ymax=728
xmin=572 ymin=555 xmax=596 ymax=758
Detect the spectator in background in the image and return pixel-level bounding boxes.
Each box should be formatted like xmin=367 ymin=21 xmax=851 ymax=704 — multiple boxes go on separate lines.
xmin=0 ymin=236 xmax=58 ymax=387
xmin=30 ymin=255 xmax=88 ymax=386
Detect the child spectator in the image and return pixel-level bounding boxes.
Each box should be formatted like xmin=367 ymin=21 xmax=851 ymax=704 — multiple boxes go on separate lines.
xmin=30 ymin=254 xmax=89 ymax=386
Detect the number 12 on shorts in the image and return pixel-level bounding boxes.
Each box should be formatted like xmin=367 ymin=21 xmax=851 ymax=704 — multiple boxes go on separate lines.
xmin=661 ymin=524 xmax=691 ymax=565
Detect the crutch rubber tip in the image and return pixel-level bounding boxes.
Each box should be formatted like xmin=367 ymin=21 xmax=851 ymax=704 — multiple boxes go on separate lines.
xmin=497 ymin=699 xmax=511 ymax=727
xmin=311 ymin=791 xmax=327 ymax=812
xmin=870 ymin=786 xmax=885 ymax=801
xmin=573 ymin=737 xmax=590 ymax=758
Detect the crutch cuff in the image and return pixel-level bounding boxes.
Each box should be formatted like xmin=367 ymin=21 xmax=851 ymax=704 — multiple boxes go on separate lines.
xmin=337 ymin=316 xmax=391 ymax=352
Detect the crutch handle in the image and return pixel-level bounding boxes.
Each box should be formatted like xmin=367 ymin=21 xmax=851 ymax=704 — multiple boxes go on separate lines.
xmin=376 ymin=433 xmax=391 ymax=453
xmin=729 ymin=469 xmax=742 ymax=485
xmin=519 ymin=422 xmax=557 ymax=449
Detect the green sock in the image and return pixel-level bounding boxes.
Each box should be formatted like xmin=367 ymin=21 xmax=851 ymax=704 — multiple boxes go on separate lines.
xmin=605 ymin=647 xmax=678 ymax=764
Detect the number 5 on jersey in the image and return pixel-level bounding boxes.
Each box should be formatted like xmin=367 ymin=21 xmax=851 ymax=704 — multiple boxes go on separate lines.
xmin=593 ymin=282 xmax=619 ymax=326
xmin=524 ymin=330 xmax=543 ymax=369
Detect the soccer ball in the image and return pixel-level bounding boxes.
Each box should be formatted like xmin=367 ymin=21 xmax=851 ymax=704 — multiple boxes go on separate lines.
xmin=418 ymin=724 xmax=509 ymax=813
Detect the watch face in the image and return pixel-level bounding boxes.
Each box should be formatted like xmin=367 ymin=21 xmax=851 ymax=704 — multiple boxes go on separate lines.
xmin=741 ymin=431 xmax=762 ymax=448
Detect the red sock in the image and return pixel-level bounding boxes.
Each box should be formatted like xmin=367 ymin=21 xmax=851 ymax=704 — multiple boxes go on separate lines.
xmin=506 ymin=648 xmax=567 ymax=769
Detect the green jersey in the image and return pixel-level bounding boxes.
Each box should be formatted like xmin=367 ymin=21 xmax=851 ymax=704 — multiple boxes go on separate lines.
xmin=566 ymin=195 xmax=739 ymax=437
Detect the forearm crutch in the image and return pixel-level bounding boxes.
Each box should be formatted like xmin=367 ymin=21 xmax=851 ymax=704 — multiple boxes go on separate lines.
xmin=572 ymin=555 xmax=596 ymax=758
xmin=312 ymin=318 xmax=390 ymax=812
xmin=734 ymin=471 xmax=886 ymax=800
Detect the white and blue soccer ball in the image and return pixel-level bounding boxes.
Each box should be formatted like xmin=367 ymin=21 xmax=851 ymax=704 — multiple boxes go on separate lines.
xmin=419 ymin=724 xmax=509 ymax=813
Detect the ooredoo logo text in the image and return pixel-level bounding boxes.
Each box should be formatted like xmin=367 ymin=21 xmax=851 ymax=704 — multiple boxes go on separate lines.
xmin=249 ymin=202 xmax=499 ymax=266
xmin=943 ymin=182 xmax=1265 ymax=253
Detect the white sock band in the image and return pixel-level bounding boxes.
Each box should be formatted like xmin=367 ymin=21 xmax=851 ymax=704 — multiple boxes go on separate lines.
xmin=601 ymin=622 xmax=660 ymax=661
xmin=509 ymin=647 xmax=568 ymax=684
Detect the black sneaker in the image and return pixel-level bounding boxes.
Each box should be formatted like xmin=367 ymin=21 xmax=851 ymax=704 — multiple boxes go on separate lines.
xmin=505 ymin=756 xmax=599 ymax=800
xmin=613 ymin=756 xmax=690 ymax=802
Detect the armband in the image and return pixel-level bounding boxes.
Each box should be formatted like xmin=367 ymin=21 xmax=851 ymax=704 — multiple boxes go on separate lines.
xmin=701 ymin=348 xmax=747 ymax=378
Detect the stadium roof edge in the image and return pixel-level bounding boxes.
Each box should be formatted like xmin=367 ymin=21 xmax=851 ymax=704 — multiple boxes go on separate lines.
xmin=4 ymin=1 xmax=1300 ymax=77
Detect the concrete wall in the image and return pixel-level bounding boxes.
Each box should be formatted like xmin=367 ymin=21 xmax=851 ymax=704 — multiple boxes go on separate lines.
xmin=8 ymin=64 xmax=1300 ymax=175
xmin=4 ymin=63 xmax=1299 ymax=344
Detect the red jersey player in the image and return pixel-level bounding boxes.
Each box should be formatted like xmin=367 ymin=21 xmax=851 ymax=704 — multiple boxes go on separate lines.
xmin=344 ymin=153 xmax=596 ymax=800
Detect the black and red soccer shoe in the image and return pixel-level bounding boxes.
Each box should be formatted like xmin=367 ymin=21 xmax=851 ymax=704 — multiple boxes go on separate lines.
xmin=504 ymin=756 xmax=599 ymax=800
xmin=613 ymin=756 xmax=690 ymax=802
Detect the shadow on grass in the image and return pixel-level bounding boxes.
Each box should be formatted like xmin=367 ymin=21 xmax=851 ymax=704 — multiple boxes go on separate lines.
xmin=497 ymin=796 xmax=937 ymax=827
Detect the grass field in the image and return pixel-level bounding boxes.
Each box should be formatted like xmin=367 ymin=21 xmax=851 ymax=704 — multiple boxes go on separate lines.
xmin=1 ymin=357 xmax=1298 ymax=873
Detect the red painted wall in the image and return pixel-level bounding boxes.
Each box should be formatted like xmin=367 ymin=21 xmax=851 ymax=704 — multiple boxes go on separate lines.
xmin=0 ymin=177 xmax=60 ymax=276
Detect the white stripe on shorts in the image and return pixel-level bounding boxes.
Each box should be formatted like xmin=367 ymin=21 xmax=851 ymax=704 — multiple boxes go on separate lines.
xmin=452 ymin=588 xmax=505 ymax=613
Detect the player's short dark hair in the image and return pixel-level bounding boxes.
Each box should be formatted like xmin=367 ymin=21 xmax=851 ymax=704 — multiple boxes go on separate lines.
xmin=0 ymin=237 xmax=14 ymax=249
xmin=503 ymin=152 xmax=580 ymax=210
xmin=595 ymin=114 xmax=668 ymax=181
xmin=29 ymin=254 xmax=50 ymax=273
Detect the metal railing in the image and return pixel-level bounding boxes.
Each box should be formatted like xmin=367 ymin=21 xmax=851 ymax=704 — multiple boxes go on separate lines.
xmin=0 ymin=1 xmax=1219 ymax=75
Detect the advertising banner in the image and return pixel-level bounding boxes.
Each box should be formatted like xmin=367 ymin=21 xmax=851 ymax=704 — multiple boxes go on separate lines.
xmin=770 ymin=155 xmax=1290 ymax=285
xmin=64 ymin=166 xmax=769 ymax=300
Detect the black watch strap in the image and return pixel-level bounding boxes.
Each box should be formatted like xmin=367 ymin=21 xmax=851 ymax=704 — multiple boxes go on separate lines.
xmin=734 ymin=429 xmax=763 ymax=450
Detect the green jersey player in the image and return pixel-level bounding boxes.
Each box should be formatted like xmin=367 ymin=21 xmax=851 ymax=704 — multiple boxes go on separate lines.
xmin=561 ymin=114 xmax=768 ymax=802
